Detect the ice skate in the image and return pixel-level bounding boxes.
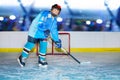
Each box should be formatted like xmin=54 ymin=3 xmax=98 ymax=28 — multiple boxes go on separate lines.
xmin=17 ymin=55 xmax=25 ymax=67
xmin=38 ymin=60 xmax=48 ymax=68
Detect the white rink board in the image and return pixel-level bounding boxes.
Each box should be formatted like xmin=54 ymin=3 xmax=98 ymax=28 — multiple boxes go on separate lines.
xmin=0 ymin=31 xmax=120 ymax=48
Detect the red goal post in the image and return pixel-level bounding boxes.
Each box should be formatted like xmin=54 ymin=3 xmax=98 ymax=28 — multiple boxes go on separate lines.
xmin=36 ymin=32 xmax=70 ymax=55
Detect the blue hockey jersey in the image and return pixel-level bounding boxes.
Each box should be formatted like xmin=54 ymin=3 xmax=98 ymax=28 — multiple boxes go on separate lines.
xmin=28 ymin=10 xmax=59 ymax=42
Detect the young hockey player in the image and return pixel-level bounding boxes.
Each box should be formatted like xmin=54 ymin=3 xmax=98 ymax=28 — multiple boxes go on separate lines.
xmin=17 ymin=4 xmax=62 ymax=67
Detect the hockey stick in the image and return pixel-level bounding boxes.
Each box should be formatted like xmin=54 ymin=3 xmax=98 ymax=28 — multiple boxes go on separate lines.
xmin=47 ymin=37 xmax=81 ymax=64
xmin=61 ymin=47 xmax=92 ymax=65
xmin=48 ymin=37 xmax=92 ymax=65
xmin=61 ymin=47 xmax=81 ymax=64
xmin=47 ymin=37 xmax=91 ymax=65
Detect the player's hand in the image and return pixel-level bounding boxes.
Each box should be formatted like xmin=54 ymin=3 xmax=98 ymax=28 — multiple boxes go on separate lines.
xmin=55 ymin=39 xmax=62 ymax=48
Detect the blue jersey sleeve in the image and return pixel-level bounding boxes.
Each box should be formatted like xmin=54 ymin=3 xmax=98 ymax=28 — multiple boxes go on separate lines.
xmin=50 ymin=21 xmax=59 ymax=42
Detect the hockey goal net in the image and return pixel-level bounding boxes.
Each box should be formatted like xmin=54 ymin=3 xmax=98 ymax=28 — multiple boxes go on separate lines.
xmin=36 ymin=32 xmax=70 ymax=55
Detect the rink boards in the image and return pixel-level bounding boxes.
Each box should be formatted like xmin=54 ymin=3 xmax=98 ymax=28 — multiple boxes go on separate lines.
xmin=0 ymin=31 xmax=120 ymax=53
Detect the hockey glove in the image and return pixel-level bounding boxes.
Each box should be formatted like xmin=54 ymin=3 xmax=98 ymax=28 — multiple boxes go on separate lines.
xmin=55 ymin=39 xmax=62 ymax=48
xmin=44 ymin=30 xmax=50 ymax=37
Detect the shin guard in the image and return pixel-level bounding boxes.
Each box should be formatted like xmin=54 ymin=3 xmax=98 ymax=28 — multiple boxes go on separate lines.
xmin=39 ymin=39 xmax=47 ymax=61
xmin=22 ymin=42 xmax=35 ymax=58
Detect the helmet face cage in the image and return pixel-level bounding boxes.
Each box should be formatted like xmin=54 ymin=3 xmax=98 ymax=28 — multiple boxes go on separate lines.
xmin=51 ymin=4 xmax=61 ymax=12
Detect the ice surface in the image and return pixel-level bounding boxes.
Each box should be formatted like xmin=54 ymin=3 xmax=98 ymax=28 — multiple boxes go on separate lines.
xmin=0 ymin=52 xmax=120 ymax=80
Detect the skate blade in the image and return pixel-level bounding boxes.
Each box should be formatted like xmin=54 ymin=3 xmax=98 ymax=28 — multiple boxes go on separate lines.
xmin=17 ymin=58 xmax=24 ymax=67
xmin=38 ymin=64 xmax=48 ymax=68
